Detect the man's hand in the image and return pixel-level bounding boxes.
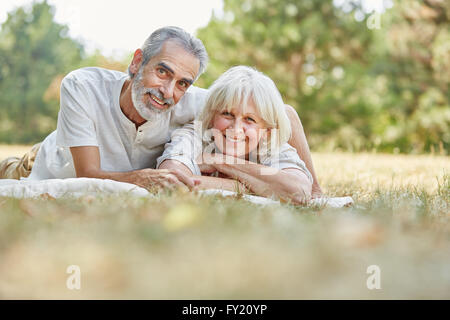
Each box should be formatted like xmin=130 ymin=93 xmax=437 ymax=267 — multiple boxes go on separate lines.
xmin=70 ymin=146 xmax=199 ymax=191
xmin=131 ymin=168 xmax=200 ymax=191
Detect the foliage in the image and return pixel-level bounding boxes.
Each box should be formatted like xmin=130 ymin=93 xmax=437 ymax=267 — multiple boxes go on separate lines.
xmin=0 ymin=0 xmax=448 ymax=153
xmin=0 ymin=1 xmax=84 ymax=143
xmin=0 ymin=1 xmax=130 ymax=144
xmin=196 ymin=0 xmax=449 ymax=153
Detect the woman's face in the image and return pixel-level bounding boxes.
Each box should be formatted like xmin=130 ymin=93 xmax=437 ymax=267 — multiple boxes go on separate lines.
xmin=211 ymin=99 xmax=267 ymax=158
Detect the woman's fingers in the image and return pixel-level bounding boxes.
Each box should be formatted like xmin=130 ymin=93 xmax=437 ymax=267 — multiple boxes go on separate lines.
xmin=198 ymin=163 xmax=216 ymax=174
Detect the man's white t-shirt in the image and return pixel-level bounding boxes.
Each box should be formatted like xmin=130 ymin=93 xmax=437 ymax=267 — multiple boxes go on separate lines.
xmin=27 ymin=67 xmax=207 ymax=180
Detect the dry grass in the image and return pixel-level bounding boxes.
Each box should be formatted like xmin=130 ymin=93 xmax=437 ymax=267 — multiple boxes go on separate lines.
xmin=314 ymin=152 xmax=450 ymax=195
xmin=0 ymin=149 xmax=449 ymax=299
xmin=0 ymin=144 xmax=32 ymax=161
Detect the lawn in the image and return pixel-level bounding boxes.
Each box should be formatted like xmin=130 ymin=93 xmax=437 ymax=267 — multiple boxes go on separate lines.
xmin=0 ymin=147 xmax=449 ymax=299
xmin=0 ymin=144 xmax=32 ymax=161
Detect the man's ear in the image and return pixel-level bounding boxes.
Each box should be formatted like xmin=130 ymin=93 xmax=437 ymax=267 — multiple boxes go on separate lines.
xmin=129 ymin=49 xmax=143 ymax=77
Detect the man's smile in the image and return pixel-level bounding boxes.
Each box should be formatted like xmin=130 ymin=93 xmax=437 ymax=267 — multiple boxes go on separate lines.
xmin=148 ymin=93 xmax=168 ymax=109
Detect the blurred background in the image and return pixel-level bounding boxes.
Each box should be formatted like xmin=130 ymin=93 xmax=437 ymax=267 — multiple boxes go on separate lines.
xmin=0 ymin=0 xmax=448 ymax=154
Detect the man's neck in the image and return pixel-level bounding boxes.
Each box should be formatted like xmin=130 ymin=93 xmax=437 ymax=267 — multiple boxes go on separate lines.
xmin=119 ymin=78 xmax=147 ymax=129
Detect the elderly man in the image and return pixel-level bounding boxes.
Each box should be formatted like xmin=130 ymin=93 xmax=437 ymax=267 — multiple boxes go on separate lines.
xmin=0 ymin=26 xmax=323 ymax=196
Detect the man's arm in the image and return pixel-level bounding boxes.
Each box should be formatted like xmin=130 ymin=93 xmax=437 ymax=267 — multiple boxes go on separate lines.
xmin=70 ymin=146 xmax=199 ymax=191
xmin=159 ymin=159 xmax=247 ymax=193
xmin=285 ymin=105 xmax=323 ymax=198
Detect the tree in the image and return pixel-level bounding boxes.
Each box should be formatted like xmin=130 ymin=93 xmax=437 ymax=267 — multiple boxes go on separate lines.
xmin=196 ymin=0 xmax=449 ymax=153
xmin=378 ymin=0 xmax=450 ymax=153
xmin=0 ymin=0 xmax=84 ymax=143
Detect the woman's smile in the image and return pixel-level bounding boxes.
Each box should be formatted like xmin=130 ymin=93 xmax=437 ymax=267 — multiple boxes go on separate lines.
xmin=211 ymin=99 xmax=266 ymax=158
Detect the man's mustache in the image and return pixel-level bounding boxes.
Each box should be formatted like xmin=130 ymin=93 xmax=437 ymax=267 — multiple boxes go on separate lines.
xmin=144 ymin=88 xmax=175 ymax=107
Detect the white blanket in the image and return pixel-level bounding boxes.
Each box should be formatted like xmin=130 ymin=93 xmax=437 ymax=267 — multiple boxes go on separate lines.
xmin=200 ymin=189 xmax=353 ymax=207
xmin=0 ymin=178 xmax=353 ymax=207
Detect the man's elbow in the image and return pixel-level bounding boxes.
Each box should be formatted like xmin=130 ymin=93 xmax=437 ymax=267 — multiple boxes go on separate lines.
xmin=74 ymin=167 xmax=101 ymax=179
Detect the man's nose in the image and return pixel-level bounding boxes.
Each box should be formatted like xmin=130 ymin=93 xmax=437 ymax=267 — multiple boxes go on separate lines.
xmin=160 ymin=80 xmax=176 ymax=100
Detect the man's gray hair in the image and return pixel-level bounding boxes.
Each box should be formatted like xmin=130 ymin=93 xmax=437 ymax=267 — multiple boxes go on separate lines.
xmin=128 ymin=26 xmax=208 ymax=81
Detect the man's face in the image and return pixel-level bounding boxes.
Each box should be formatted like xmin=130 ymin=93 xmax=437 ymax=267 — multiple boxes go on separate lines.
xmin=131 ymin=40 xmax=200 ymax=121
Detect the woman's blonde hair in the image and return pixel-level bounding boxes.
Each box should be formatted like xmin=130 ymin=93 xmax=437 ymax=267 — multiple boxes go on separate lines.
xmin=199 ymin=65 xmax=291 ymax=155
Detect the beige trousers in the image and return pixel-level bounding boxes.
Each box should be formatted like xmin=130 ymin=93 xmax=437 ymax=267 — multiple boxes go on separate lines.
xmin=0 ymin=143 xmax=41 ymax=179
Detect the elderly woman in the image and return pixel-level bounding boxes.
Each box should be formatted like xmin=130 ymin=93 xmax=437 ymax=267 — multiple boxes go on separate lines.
xmin=157 ymin=66 xmax=313 ymax=204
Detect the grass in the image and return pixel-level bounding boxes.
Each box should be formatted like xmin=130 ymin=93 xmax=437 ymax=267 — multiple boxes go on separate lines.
xmin=0 ymin=144 xmax=32 ymax=161
xmin=0 ymin=147 xmax=449 ymax=299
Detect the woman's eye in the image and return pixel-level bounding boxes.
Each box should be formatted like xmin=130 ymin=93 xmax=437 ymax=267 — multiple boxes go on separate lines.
xmin=246 ymin=117 xmax=256 ymax=123
xmin=222 ymin=111 xmax=233 ymax=117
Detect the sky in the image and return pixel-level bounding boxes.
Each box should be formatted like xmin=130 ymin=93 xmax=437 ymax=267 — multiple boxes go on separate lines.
xmin=0 ymin=0 xmax=224 ymax=58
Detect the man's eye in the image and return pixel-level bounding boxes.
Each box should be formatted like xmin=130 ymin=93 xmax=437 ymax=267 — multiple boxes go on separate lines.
xmin=157 ymin=68 xmax=166 ymax=75
xmin=179 ymin=81 xmax=188 ymax=88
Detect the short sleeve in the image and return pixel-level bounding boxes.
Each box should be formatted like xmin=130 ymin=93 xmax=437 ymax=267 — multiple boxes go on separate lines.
xmin=55 ymin=77 xmax=99 ymax=147
xmin=156 ymin=122 xmax=203 ymax=175
xmin=261 ymin=143 xmax=313 ymax=183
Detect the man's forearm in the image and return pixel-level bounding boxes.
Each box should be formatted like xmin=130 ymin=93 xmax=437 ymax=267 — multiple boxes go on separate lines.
xmin=76 ymin=166 xmax=198 ymax=190
xmin=75 ymin=168 xmax=146 ymax=187
xmin=70 ymin=146 xmax=198 ymax=190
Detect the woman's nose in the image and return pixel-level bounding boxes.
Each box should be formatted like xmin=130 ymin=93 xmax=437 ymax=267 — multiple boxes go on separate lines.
xmin=230 ymin=118 xmax=245 ymax=134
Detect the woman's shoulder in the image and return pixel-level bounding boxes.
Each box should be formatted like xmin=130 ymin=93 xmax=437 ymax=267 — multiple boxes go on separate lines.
xmin=260 ymin=143 xmax=313 ymax=183
xmin=258 ymin=143 xmax=299 ymax=165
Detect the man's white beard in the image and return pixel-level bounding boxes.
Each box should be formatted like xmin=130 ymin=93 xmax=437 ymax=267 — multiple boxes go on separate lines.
xmin=131 ymin=68 xmax=173 ymax=122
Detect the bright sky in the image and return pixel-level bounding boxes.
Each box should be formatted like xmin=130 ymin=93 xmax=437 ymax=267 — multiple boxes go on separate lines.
xmin=0 ymin=0 xmax=224 ymax=58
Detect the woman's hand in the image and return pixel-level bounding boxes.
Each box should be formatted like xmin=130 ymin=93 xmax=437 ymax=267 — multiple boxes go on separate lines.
xmin=197 ymin=153 xmax=244 ymax=177
xmin=196 ymin=153 xmax=221 ymax=174
xmin=198 ymin=163 xmax=216 ymax=174
xmin=197 ymin=153 xmax=245 ymax=173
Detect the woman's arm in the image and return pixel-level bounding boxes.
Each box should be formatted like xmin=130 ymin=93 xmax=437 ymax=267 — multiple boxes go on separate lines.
xmin=159 ymin=159 xmax=247 ymax=193
xmin=201 ymin=153 xmax=312 ymax=204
